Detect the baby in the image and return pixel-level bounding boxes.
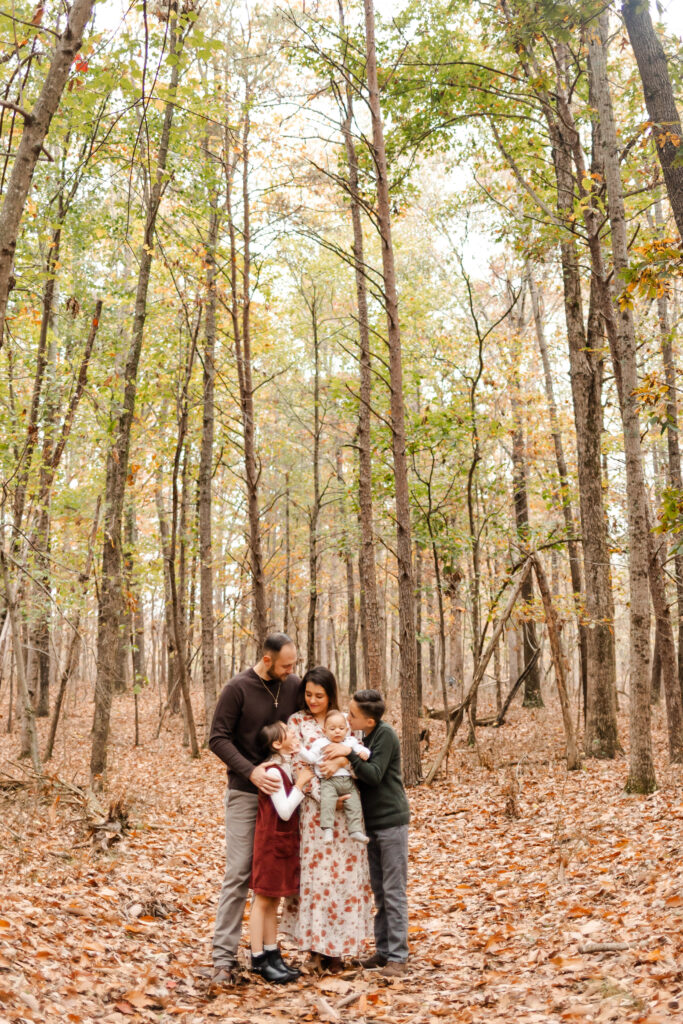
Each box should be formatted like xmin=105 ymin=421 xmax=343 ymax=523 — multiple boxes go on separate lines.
xmin=301 ymin=709 xmax=371 ymax=844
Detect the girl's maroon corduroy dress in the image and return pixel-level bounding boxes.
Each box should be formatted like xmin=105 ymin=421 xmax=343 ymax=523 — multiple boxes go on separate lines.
xmin=250 ymin=765 xmax=300 ymax=898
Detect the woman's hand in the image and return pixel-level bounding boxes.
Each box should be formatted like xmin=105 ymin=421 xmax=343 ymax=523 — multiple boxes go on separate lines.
xmin=295 ymin=766 xmax=315 ymax=791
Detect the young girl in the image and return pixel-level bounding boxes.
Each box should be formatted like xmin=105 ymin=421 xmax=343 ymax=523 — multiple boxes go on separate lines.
xmin=250 ymin=721 xmax=313 ymax=984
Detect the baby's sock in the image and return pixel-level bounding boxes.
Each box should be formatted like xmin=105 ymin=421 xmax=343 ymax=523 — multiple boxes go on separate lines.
xmin=350 ymin=831 xmax=369 ymax=844
xmin=322 ymin=828 xmax=334 ymax=843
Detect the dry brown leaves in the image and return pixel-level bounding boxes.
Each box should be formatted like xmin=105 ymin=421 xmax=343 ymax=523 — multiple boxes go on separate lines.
xmin=1 ymin=693 xmax=682 ymax=1024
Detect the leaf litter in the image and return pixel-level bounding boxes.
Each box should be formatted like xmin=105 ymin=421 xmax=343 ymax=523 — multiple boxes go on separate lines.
xmin=1 ymin=694 xmax=683 ymax=1023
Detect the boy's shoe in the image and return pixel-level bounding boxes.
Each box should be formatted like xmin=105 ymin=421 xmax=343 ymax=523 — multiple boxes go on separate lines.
xmin=381 ymin=960 xmax=409 ymax=978
xmin=250 ymin=951 xmax=293 ymax=984
xmin=360 ymin=952 xmax=387 ymax=969
xmin=322 ymin=828 xmax=334 ymax=843
xmin=266 ymin=948 xmax=301 ymax=980
xmin=350 ymin=831 xmax=369 ymax=844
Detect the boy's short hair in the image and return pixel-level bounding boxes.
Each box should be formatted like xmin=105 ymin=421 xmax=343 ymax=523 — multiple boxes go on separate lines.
xmin=259 ymin=720 xmax=288 ymax=753
xmin=352 ymin=690 xmax=385 ymax=724
xmin=325 ymin=709 xmax=346 ymax=726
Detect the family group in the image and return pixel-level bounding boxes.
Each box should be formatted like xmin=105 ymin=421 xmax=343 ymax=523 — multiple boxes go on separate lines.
xmin=208 ymin=632 xmax=411 ymax=985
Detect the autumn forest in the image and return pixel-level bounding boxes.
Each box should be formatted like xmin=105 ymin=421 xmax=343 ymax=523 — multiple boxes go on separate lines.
xmin=1 ymin=0 xmax=683 ymax=1020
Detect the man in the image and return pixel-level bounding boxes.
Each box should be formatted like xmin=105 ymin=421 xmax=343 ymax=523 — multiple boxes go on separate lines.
xmin=209 ymin=632 xmax=300 ymax=983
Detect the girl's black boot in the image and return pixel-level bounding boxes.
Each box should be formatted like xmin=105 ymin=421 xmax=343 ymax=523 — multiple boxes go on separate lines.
xmin=266 ymin=948 xmax=301 ymax=980
xmin=250 ymin=951 xmax=291 ymax=984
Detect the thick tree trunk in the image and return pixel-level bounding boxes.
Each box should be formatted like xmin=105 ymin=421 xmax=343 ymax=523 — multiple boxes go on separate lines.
xmin=90 ymin=18 xmax=182 ymax=788
xmin=199 ymin=200 xmax=218 ymax=737
xmin=363 ymin=0 xmax=420 ymax=783
xmin=588 ymin=17 xmax=677 ymax=787
xmin=0 ymin=0 xmax=95 ymax=345
xmin=621 ymin=0 xmax=683 ymax=239
xmin=338 ymin=3 xmax=384 ymax=690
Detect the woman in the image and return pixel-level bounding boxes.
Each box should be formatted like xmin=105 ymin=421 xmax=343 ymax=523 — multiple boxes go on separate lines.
xmin=280 ymin=666 xmax=373 ymax=969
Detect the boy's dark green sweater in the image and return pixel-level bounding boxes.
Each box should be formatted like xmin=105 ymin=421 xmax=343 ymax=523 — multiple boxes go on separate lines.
xmin=347 ymin=720 xmax=410 ymax=831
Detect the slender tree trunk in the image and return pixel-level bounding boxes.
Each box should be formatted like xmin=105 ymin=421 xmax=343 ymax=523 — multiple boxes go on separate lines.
xmin=1 ymin=547 xmax=41 ymax=772
xmin=124 ymin=500 xmax=146 ymax=690
xmin=338 ymin=2 xmax=384 ymax=690
xmin=510 ymin=367 xmax=543 ymax=707
xmin=415 ymin=540 xmax=423 ymax=709
xmin=363 ymin=0 xmax=419 ymax=782
xmin=654 ymin=199 xmax=683 ymax=697
xmin=90 ymin=16 xmax=182 ymax=787
xmin=156 ymin=472 xmax=180 ymax=714
xmin=621 ymin=0 xmax=683 ymax=239
xmin=0 ymin=0 xmax=95 ymax=346
xmin=306 ymin=293 xmax=321 ymax=671
xmin=337 ymin=451 xmax=358 ymax=693
xmin=225 ymin=95 xmax=268 ymax=646
xmin=199 ymin=196 xmax=218 ymax=737
xmin=588 ymin=17 xmax=677 ymax=786
xmin=527 ymin=268 xmax=588 ymax=711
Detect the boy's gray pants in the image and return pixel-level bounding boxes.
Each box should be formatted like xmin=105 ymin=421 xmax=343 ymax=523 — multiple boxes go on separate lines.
xmin=367 ymin=824 xmax=409 ymax=962
xmin=319 ymin=775 xmax=364 ymax=832
xmin=213 ymin=789 xmax=259 ymax=968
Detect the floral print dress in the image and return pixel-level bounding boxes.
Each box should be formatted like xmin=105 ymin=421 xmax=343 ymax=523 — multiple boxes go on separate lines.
xmin=279 ymin=710 xmax=373 ymax=958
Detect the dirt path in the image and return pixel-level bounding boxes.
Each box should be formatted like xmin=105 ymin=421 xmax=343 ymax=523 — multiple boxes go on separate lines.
xmin=1 ymin=698 xmax=682 ymax=1023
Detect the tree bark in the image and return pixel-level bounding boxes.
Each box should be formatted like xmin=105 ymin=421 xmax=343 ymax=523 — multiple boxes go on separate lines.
xmin=587 ymin=17 xmax=675 ymax=788
xmin=338 ymin=0 xmax=384 ymax=690
xmin=0 ymin=0 xmax=95 ymax=346
xmin=527 ymin=267 xmax=588 ymax=712
xmin=510 ymin=365 xmax=543 ymax=707
xmin=199 ymin=198 xmax=218 ymax=736
xmin=90 ymin=15 xmax=182 ymax=787
xmin=306 ymin=288 xmax=321 ymax=671
xmin=621 ymin=0 xmax=683 ymax=239
xmin=363 ymin=0 xmax=420 ymax=783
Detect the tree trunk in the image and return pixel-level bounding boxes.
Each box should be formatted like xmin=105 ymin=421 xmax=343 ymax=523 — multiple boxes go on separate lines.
xmin=654 ymin=199 xmax=683 ymax=697
xmin=527 ymin=268 xmax=588 ymax=712
xmin=588 ymin=17 xmax=670 ymax=788
xmin=510 ymin=367 xmax=543 ymax=707
xmin=225 ymin=92 xmax=268 ymax=646
xmin=199 ymin=196 xmax=218 ymax=737
xmin=337 ymin=450 xmax=358 ymax=693
xmin=415 ymin=540 xmax=423 ymax=709
xmin=1 ymin=547 xmax=41 ymax=772
xmin=0 ymin=0 xmax=95 ymax=345
xmin=306 ymin=290 xmax=321 ymax=671
xmin=363 ymin=0 xmax=420 ymax=783
xmin=155 ymin=472 xmax=180 ymax=714
xmin=338 ymin=1 xmax=384 ymax=690
xmin=90 ymin=16 xmax=182 ymax=788
xmin=622 ymin=0 xmax=683 ymax=239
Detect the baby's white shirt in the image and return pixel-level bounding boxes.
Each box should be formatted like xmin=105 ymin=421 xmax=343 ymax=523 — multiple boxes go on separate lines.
xmin=300 ymin=734 xmax=371 ymax=778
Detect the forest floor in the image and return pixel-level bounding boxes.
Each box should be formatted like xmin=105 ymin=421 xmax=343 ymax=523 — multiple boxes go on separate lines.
xmin=1 ymin=692 xmax=683 ymax=1024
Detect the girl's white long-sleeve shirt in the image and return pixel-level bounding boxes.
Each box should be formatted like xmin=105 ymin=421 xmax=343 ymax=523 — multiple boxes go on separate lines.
xmin=264 ymin=764 xmax=305 ymax=821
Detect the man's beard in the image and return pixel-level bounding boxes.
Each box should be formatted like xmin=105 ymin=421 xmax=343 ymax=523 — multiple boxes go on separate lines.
xmin=266 ymin=666 xmax=281 ymax=681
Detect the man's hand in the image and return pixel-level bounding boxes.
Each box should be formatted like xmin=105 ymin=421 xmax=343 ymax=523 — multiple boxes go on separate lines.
xmin=250 ymin=763 xmax=280 ymax=794
xmin=322 ymin=742 xmax=352 ymax=760
xmin=319 ymin=756 xmax=349 ymax=779
xmin=336 ymin=794 xmax=351 ymax=811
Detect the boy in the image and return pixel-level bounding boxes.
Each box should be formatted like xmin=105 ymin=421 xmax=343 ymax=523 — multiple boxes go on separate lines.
xmin=321 ymin=689 xmax=410 ymax=977
xmin=300 ymin=709 xmax=371 ymax=844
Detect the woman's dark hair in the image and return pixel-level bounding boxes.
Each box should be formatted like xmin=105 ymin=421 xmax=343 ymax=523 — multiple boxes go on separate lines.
xmin=296 ymin=666 xmax=340 ymax=713
xmin=258 ymin=720 xmax=288 ymax=753
xmin=352 ymin=689 xmax=385 ymax=724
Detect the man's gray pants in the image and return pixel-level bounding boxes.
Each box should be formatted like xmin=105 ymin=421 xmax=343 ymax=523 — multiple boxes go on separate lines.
xmin=319 ymin=775 xmax=364 ymax=832
xmin=367 ymin=824 xmax=409 ymax=962
xmin=213 ymin=789 xmax=259 ymax=968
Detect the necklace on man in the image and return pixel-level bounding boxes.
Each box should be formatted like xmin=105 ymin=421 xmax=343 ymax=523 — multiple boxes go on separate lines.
xmin=257 ymin=675 xmax=282 ymax=709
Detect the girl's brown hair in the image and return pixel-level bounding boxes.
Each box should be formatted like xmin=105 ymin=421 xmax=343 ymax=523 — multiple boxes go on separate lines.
xmin=258 ymin=720 xmax=288 ymax=753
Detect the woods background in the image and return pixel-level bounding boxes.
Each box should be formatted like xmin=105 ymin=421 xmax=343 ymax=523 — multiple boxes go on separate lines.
xmin=1 ymin=0 xmax=683 ymax=796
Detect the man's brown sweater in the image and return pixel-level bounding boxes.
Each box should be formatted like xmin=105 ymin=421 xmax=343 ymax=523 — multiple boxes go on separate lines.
xmin=209 ymin=668 xmax=300 ymax=793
